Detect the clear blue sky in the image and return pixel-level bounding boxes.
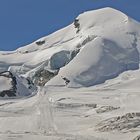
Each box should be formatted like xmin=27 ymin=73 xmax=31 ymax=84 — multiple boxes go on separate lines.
xmin=0 ymin=0 xmax=140 ymax=51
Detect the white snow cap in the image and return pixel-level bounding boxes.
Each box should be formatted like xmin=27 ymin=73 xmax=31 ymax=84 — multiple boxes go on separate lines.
xmin=0 ymin=7 xmax=140 ymax=88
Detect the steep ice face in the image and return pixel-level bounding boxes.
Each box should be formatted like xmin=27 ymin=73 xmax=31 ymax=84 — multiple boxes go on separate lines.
xmin=47 ymin=37 xmax=139 ymax=87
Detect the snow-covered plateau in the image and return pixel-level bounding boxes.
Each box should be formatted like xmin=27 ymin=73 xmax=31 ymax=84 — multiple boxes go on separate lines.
xmin=0 ymin=7 xmax=140 ymax=140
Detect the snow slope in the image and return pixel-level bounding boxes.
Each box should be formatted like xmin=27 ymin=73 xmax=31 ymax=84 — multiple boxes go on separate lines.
xmin=0 ymin=69 xmax=140 ymax=140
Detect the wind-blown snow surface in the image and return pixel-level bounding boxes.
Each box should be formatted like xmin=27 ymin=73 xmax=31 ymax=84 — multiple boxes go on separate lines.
xmin=1 ymin=70 xmax=140 ymax=140
xmin=1 ymin=7 xmax=140 ymax=140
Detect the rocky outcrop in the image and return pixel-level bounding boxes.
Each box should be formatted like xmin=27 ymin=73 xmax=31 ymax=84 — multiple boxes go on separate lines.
xmin=0 ymin=71 xmax=37 ymax=98
xmin=61 ymin=76 xmax=70 ymax=85
xmin=36 ymin=40 xmax=45 ymax=46
xmin=96 ymin=106 xmax=120 ymax=114
xmin=0 ymin=71 xmax=17 ymax=97
xmin=74 ymin=19 xmax=80 ymax=33
xmin=96 ymin=112 xmax=140 ymax=132
xmin=55 ymin=102 xmax=97 ymax=109
xmin=32 ymin=69 xmax=57 ymax=86
xmin=133 ymin=135 xmax=140 ymax=140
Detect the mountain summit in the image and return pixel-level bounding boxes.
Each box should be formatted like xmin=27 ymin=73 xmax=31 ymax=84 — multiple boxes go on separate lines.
xmin=0 ymin=7 xmax=140 ymax=90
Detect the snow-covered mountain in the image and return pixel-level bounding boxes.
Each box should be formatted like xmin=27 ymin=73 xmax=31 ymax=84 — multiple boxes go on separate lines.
xmin=0 ymin=7 xmax=140 ymax=88
xmin=1 ymin=7 xmax=140 ymax=140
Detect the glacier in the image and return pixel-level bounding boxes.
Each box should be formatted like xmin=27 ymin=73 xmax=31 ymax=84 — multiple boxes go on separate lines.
xmin=0 ymin=7 xmax=140 ymax=140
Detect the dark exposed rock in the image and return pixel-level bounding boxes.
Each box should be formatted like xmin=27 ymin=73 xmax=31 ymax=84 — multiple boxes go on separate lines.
xmin=0 ymin=71 xmax=36 ymax=97
xmin=32 ymin=69 xmax=57 ymax=86
xmin=61 ymin=76 xmax=70 ymax=85
xmin=36 ymin=40 xmax=45 ymax=46
xmin=133 ymin=135 xmax=140 ymax=140
xmin=71 ymin=49 xmax=80 ymax=59
xmin=26 ymin=77 xmax=35 ymax=89
xmin=24 ymin=51 xmax=29 ymax=53
xmin=0 ymin=71 xmax=17 ymax=97
xmin=96 ymin=106 xmax=120 ymax=114
xmin=96 ymin=112 xmax=140 ymax=132
xmin=55 ymin=102 xmax=97 ymax=109
xmin=74 ymin=19 xmax=80 ymax=33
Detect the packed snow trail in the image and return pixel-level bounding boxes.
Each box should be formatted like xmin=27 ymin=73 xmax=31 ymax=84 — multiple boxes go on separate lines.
xmin=0 ymin=88 xmax=101 ymax=140
xmin=37 ymin=87 xmax=57 ymax=134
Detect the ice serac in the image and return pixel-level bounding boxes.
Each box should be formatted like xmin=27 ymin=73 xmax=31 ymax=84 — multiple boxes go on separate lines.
xmin=0 ymin=7 xmax=140 ymax=88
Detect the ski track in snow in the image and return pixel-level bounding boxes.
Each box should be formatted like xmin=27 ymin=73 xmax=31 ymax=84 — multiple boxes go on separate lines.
xmin=0 ymin=88 xmax=102 ymax=140
xmin=0 ymin=83 xmax=140 ymax=140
